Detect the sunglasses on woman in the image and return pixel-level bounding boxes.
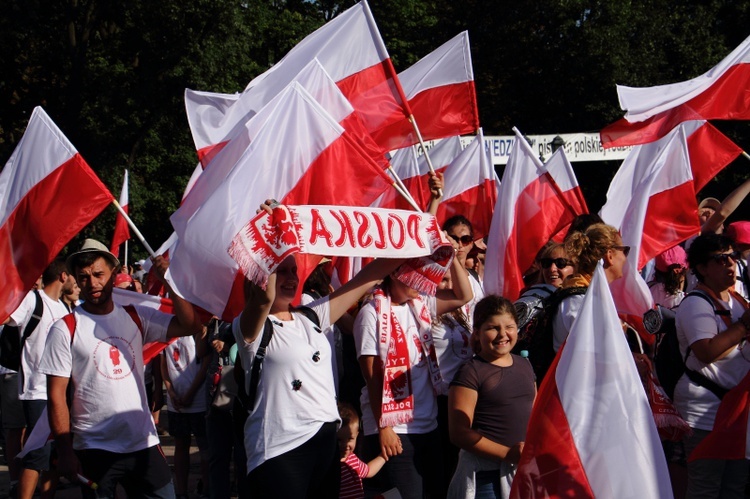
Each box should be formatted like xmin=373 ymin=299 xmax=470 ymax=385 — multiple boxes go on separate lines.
xmin=612 ymin=245 xmax=631 ymax=257
xmin=540 ymin=257 xmax=572 ymax=269
xmin=448 ymin=234 xmax=474 ymax=246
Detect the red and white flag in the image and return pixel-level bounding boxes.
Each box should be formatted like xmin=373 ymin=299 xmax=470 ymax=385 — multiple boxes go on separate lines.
xmin=377 ymin=31 xmax=479 ymax=150
xmin=184 ymin=90 xmax=240 ymax=166
xmin=0 ymin=107 xmax=113 ymax=323
xmin=239 ymin=0 xmax=411 ymax=152
xmin=601 ymin=34 xmax=750 ymax=148
xmin=600 ymin=124 xmax=700 ymax=270
xmin=434 ymin=130 xmax=499 ymax=238
xmin=110 ymin=169 xmax=130 ymax=257
xmin=686 ymin=121 xmax=742 ymax=192
xmin=484 ymin=128 xmax=587 ymax=301
xmin=168 ymin=83 xmax=393 ymax=320
xmin=375 ymin=135 xmax=463 ymax=212
xmin=187 ymin=58 xmax=387 ymax=169
xmin=600 ymin=126 xmax=704 ymax=338
xmin=689 ymin=369 xmax=750 ymax=462
xmin=510 ymin=264 xmax=672 ymax=499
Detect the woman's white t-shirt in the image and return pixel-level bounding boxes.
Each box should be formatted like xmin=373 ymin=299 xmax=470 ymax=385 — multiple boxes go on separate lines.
xmin=233 ymin=298 xmax=338 ymax=473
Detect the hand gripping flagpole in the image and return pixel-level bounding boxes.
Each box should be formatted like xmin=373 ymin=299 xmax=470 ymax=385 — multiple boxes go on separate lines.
xmin=112 ymin=199 xmax=157 ymax=258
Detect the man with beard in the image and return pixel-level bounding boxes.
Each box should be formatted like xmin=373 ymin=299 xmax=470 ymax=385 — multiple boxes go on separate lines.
xmin=39 ymin=239 xmax=202 ymax=498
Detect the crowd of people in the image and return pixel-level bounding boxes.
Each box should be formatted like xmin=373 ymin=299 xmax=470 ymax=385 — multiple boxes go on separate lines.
xmin=1 ymin=172 xmax=750 ymax=499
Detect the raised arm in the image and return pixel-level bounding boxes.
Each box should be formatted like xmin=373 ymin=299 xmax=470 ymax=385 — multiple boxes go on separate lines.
xmin=435 ymin=250 xmax=474 ymax=316
xmin=703 ymin=177 xmax=750 ymax=234
xmin=426 ymin=171 xmax=444 ymax=216
xmin=327 ymin=258 xmax=407 ymax=325
xmin=150 ymin=255 xmax=203 ymax=339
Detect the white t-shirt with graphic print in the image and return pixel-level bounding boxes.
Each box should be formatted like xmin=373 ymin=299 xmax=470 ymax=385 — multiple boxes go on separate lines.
xmin=39 ymin=304 xmax=171 ymax=453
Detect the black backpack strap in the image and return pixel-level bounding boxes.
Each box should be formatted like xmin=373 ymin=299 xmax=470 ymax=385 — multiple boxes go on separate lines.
xmin=681 ymin=290 xmax=730 ymax=400
xmin=246 ymin=318 xmax=274 ymax=412
xmin=20 ymin=290 xmax=44 ymax=345
xmin=293 ymin=305 xmax=321 ymax=332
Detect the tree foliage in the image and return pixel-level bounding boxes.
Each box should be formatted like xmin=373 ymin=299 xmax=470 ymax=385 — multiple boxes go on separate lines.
xmin=1 ymin=0 xmax=749 ymax=259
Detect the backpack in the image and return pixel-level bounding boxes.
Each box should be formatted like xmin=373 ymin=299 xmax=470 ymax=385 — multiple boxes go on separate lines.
xmin=515 ymin=285 xmax=588 ymax=383
xmin=652 ymin=290 xmax=734 ymax=400
xmin=234 ymin=306 xmax=320 ymax=413
xmin=0 ymin=290 xmax=43 ymax=371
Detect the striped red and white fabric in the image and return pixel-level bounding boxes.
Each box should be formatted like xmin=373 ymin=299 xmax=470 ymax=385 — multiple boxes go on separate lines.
xmin=110 ymin=169 xmax=130 ymax=257
xmin=186 ymin=58 xmax=388 ymax=169
xmin=239 ymin=0 xmax=411 ymax=152
xmin=600 ymin=126 xmax=703 ymax=341
xmin=689 ymin=369 xmax=750 ymax=462
xmin=434 ymin=130 xmax=499 ymax=238
xmin=600 ymin=124 xmax=700 ymax=271
xmin=378 ymin=31 xmax=479 ymax=150
xmin=510 ymin=264 xmax=672 ymax=498
xmin=0 ymin=107 xmax=113 ymax=323
xmin=375 ymin=135 xmax=463 ymax=212
xmin=168 ymin=83 xmax=393 ymax=320
xmin=600 ymin=34 xmax=750 ymax=148
xmin=484 ymin=128 xmax=587 ymax=301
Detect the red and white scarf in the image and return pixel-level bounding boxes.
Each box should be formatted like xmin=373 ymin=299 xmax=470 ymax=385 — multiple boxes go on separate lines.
xmin=228 ymin=205 xmax=453 ymax=295
xmin=372 ymin=287 xmax=443 ymax=427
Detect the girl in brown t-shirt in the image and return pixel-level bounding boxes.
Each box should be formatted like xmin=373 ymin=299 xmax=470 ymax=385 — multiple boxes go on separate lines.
xmin=447 ymin=295 xmax=536 ymax=498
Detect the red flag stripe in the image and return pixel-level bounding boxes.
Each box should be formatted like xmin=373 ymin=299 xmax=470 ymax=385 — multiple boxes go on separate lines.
xmin=0 ymin=154 xmax=113 ymax=321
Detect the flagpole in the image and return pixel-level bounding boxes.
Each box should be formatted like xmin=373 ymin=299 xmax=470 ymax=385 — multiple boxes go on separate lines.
xmin=112 ymin=200 xmax=156 ymax=258
xmin=124 ymin=240 xmax=128 ymax=269
xmin=743 ymin=151 xmax=750 ymax=161
xmin=407 ymin=115 xmax=444 ymax=198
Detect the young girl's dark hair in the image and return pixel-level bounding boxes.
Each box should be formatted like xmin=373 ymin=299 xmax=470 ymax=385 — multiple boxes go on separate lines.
xmin=471 ymin=295 xmax=518 ymax=354
xmin=653 ymin=266 xmax=686 ymax=295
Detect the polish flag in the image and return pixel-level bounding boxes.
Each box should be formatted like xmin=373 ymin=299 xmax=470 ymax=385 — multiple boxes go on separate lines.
xmin=184 ymin=90 xmax=240 ymax=166
xmin=686 ymin=122 xmax=742 ymax=192
xmin=375 ymin=135 xmax=463 ymax=212
xmin=484 ymin=128 xmax=587 ymax=301
xmin=689 ymin=369 xmax=750 ymax=462
xmin=601 ymin=124 xmax=700 ymax=270
xmin=0 ymin=107 xmax=113 ymax=323
xmin=510 ymin=264 xmax=672 ymax=498
xmin=110 ymin=169 xmax=130 ymax=257
xmin=186 ymin=58 xmax=387 ymax=169
xmin=168 ymin=83 xmax=394 ymax=320
xmin=375 ymin=31 xmax=479 ymax=150
xmin=600 ymin=125 xmax=703 ymax=343
xmin=239 ymin=0 xmax=412 ymax=152
xmin=435 ymin=130 xmax=499 ymax=238
xmin=600 ymin=34 xmax=750 ymax=148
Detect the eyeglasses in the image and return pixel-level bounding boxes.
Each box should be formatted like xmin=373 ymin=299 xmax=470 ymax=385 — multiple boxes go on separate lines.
xmin=540 ymin=257 xmax=573 ymax=269
xmin=707 ymin=252 xmax=739 ymax=266
xmin=612 ymin=245 xmax=631 ymax=257
xmin=448 ymin=234 xmax=474 ymax=246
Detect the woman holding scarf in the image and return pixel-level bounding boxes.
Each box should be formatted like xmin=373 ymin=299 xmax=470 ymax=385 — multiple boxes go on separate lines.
xmin=354 ymin=241 xmax=473 ymax=499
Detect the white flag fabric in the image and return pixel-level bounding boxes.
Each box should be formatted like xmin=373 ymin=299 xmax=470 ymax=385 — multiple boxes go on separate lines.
xmin=168 ymin=83 xmax=393 ymax=320
xmin=511 ymin=264 xmax=672 ymax=498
